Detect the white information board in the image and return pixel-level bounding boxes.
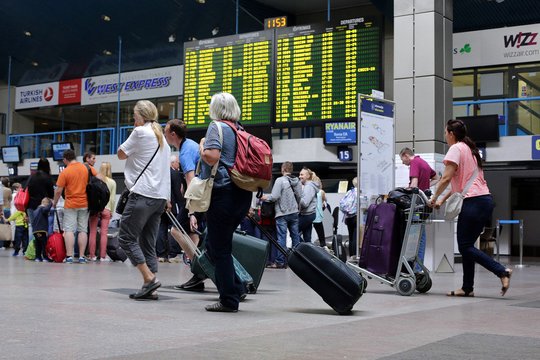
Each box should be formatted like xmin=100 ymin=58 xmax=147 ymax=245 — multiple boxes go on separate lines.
xmin=358 ymin=95 xmax=395 ymax=199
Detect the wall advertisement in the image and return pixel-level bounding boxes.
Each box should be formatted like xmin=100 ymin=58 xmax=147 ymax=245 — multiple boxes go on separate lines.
xmin=454 ymin=23 xmax=540 ymax=69
xmin=81 ymin=65 xmax=182 ymax=105
xmin=15 ymin=82 xmax=59 ymax=110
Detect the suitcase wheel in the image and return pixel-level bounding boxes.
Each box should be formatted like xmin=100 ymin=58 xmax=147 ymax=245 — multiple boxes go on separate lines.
xmin=396 ymin=276 xmax=415 ymax=296
xmin=247 ymin=283 xmax=257 ymax=294
xmin=415 ymin=273 xmax=432 ymax=294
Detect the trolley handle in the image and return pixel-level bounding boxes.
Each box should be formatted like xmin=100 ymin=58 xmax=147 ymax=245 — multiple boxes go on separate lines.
xmin=416 ymin=188 xmax=431 ymax=204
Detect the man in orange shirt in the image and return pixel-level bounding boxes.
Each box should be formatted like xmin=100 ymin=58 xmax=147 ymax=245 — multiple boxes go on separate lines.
xmin=52 ymin=149 xmax=98 ymax=264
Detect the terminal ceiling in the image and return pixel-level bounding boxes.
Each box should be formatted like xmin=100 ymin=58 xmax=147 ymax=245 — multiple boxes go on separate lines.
xmin=1 ymin=0 xmax=540 ymax=85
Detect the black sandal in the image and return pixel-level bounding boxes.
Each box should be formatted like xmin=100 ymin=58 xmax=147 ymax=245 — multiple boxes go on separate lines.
xmin=447 ymin=289 xmax=474 ymax=297
xmin=500 ymin=269 xmax=512 ymax=296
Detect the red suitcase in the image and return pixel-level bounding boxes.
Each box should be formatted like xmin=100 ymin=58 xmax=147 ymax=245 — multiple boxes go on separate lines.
xmin=46 ymin=210 xmax=66 ymax=263
xmin=47 ymin=232 xmax=66 ymax=263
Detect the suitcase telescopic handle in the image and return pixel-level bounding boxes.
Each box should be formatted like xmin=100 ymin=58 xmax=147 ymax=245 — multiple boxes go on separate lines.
xmin=165 ymin=210 xmax=201 ymax=256
xmin=246 ymin=214 xmax=288 ymax=257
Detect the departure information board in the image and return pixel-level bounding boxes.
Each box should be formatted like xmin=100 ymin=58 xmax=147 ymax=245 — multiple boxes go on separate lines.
xmin=275 ymin=18 xmax=380 ymax=125
xmin=183 ymin=30 xmax=273 ymax=129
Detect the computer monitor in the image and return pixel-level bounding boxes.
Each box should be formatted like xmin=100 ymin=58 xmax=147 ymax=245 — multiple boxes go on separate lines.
xmin=51 ymin=142 xmax=73 ymax=161
xmin=1 ymin=146 xmax=22 ymax=164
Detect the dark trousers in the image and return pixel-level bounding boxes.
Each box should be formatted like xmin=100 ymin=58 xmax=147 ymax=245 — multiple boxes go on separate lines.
xmin=119 ymin=193 xmax=166 ymax=274
xmin=345 ymin=216 xmax=357 ymax=256
xmin=298 ymin=213 xmax=316 ymax=243
xmin=457 ymin=195 xmax=506 ymax=292
xmin=205 ymin=185 xmax=251 ymax=310
xmin=156 ymin=219 xmax=170 ymax=259
xmin=33 ymin=232 xmax=48 ymax=260
xmin=313 ymin=222 xmax=326 ymax=247
xmin=13 ymin=225 xmax=29 ymax=253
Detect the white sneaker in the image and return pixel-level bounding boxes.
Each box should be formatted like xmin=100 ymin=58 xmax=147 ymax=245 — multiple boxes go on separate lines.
xmin=100 ymin=256 xmax=113 ymax=262
xmin=89 ymin=256 xmax=98 ymax=262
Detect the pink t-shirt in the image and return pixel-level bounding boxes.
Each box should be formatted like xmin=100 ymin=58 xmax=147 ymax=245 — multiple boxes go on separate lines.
xmin=444 ymin=142 xmax=490 ymax=198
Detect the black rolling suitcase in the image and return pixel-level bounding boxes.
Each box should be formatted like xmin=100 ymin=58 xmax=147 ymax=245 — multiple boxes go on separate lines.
xmin=249 ymin=216 xmax=365 ymax=315
xmin=331 ymin=207 xmax=347 ymax=262
xmin=106 ymin=228 xmax=127 ymax=262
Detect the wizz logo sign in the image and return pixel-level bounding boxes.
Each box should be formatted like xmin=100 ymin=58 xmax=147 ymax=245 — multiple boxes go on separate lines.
xmin=503 ymin=32 xmax=538 ymax=48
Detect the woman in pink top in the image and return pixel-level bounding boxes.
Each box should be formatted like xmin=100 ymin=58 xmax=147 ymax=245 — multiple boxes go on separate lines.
xmin=430 ymin=119 xmax=512 ymax=297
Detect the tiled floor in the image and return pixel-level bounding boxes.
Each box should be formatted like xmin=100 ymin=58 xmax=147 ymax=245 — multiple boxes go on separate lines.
xmin=2 ymin=249 xmax=539 ymax=360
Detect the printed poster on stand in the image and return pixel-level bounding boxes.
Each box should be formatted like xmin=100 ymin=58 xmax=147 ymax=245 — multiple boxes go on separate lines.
xmin=358 ymin=94 xmax=395 ymax=200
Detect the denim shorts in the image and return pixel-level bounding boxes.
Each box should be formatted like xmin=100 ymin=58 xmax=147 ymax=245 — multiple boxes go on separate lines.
xmin=63 ymin=208 xmax=90 ymax=233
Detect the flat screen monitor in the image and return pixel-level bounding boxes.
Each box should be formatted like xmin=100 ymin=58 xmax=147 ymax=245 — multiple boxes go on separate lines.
xmin=51 ymin=142 xmax=73 ymax=161
xmin=1 ymin=146 xmax=22 ymax=164
xmin=324 ymin=121 xmax=357 ymax=145
xmin=457 ymin=115 xmax=500 ymax=143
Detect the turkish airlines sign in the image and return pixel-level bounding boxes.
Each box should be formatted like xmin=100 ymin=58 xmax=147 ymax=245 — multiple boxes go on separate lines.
xmin=81 ymin=65 xmax=182 ymax=105
xmin=454 ymin=23 xmax=540 ymax=69
xmin=15 ymin=80 xmax=82 ymax=110
xmin=15 ymin=82 xmax=59 ymax=110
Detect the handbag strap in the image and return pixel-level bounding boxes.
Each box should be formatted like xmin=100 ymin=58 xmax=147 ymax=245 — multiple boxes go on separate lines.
xmin=461 ymin=167 xmax=478 ymax=196
xmin=130 ymin=143 xmax=160 ymax=191
xmin=195 ymin=121 xmax=222 ymax=178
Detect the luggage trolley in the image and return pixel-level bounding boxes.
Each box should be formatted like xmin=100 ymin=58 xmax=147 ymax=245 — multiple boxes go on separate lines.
xmin=348 ymin=188 xmax=433 ymax=296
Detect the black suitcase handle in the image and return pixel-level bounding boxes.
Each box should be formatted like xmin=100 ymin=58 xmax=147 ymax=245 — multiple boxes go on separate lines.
xmin=247 ymin=215 xmax=289 ymax=257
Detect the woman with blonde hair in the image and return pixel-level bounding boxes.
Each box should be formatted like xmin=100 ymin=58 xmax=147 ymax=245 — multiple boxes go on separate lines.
xmin=88 ymin=162 xmax=117 ymax=262
xmin=311 ymin=175 xmax=329 ymax=250
xmin=298 ymin=167 xmax=320 ymax=244
xmin=117 ymin=100 xmax=171 ymax=300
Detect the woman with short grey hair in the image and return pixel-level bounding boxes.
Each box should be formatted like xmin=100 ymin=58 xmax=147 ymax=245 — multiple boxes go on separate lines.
xmin=199 ymin=92 xmax=252 ymax=312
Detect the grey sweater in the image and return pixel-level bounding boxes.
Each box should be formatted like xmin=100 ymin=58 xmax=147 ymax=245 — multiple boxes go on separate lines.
xmin=299 ymin=180 xmax=320 ymax=215
xmin=266 ymin=175 xmax=302 ymax=218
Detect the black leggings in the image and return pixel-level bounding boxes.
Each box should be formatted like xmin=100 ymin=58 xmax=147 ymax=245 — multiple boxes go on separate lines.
xmin=34 ymin=232 xmax=48 ymax=260
xmin=313 ymin=222 xmax=326 ymax=247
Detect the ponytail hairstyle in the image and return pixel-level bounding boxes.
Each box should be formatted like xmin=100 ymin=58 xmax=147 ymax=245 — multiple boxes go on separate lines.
xmin=446 ymin=119 xmax=483 ymax=168
xmin=134 ymin=100 xmax=164 ymax=149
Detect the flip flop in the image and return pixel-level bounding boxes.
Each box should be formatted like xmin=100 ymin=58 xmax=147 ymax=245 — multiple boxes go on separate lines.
xmin=447 ymin=290 xmax=474 ymax=297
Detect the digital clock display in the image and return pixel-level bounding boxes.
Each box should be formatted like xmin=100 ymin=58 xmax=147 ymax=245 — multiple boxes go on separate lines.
xmin=183 ymin=30 xmax=273 ymax=129
xmin=264 ymin=16 xmax=287 ymax=29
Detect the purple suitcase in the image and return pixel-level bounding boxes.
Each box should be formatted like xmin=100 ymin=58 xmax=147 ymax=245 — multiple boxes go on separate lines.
xmin=359 ymin=202 xmax=402 ymax=277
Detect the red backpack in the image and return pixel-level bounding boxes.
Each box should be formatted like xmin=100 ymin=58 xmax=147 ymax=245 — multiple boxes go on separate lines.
xmin=220 ymin=120 xmax=273 ymax=195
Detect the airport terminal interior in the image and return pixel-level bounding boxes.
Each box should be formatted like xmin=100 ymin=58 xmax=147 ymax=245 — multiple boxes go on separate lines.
xmin=1 ymin=0 xmax=540 ymax=359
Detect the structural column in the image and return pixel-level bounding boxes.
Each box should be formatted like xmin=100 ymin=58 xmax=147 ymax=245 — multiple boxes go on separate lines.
xmin=394 ymin=0 xmax=453 ymax=154
xmin=394 ymin=0 xmax=455 ymax=273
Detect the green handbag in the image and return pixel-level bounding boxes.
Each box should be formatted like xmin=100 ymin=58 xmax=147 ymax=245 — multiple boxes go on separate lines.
xmin=25 ymin=239 xmax=36 ymax=260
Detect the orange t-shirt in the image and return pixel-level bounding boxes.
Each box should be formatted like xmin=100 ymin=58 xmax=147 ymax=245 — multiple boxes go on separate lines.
xmin=56 ymin=162 xmax=97 ymax=209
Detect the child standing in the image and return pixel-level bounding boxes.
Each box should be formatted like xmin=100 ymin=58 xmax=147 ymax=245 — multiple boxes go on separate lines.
xmin=6 ymin=209 xmax=29 ymax=256
xmin=32 ymin=197 xmax=52 ymax=262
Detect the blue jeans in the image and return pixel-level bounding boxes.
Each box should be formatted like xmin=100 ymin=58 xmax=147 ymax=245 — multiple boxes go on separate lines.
xmin=415 ymin=228 xmax=426 ymax=272
xmin=457 ymin=195 xmax=506 ymax=293
xmin=205 ymin=185 xmax=252 ymax=310
xmin=275 ymin=213 xmax=300 ymax=265
xmin=298 ymin=213 xmax=316 ymax=243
